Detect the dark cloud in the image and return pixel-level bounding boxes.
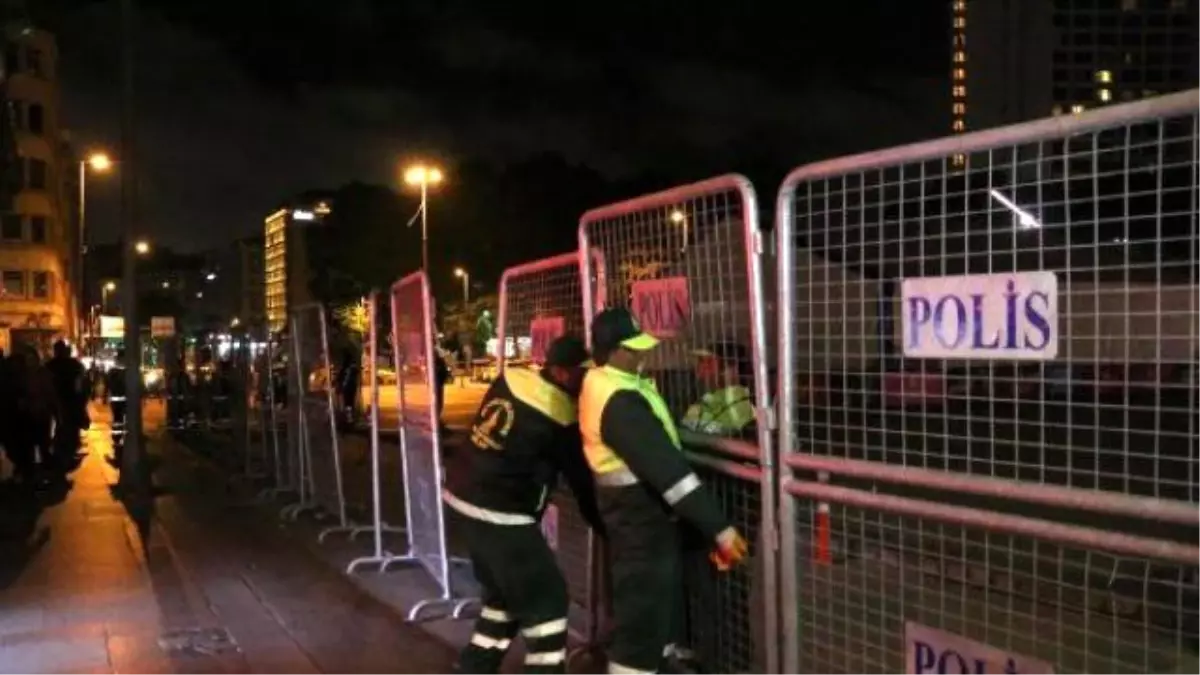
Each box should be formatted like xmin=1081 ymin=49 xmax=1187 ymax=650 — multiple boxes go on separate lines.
xmin=41 ymin=0 xmax=949 ymax=252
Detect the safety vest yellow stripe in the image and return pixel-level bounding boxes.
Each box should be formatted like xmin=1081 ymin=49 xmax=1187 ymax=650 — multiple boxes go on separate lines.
xmin=579 ymin=365 xmax=681 ymax=477
xmin=502 ymin=368 xmax=576 ymax=426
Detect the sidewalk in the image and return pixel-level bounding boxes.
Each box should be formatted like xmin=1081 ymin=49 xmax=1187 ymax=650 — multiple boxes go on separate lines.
xmin=0 ymin=404 xmax=456 ymax=674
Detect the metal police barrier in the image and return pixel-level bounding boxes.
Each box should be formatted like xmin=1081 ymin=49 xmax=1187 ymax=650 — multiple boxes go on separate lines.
xmin=289 ymin=303 xmax=353 ymax=540
xmin=280 ymin=326 xmax=315 ymax=520
xmin=775 ymin=90 xmax=1200 ymax=673
xmin=578 ymin=174 xmax=777 ymax=673
xmin=255 ymin=337 xmax=295 ymax=503
xmin=386 ymin=271 xmax=477 ymax=621
xmin=239 ymin=331 xmax=271 ymax=482
xmin=347 ymin=290 xmax=406 ymax=573
xmin=495 ymin=251 xmax=607 ymax=652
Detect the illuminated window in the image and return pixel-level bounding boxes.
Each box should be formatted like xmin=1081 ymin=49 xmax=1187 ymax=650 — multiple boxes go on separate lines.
xmin=953 ymin=85 xmax=966 ymax=97
xmin=1095 ymin=69 xmax=1113 ymax=83
xmin=952 ymin=120 xmax=965 ymax=132
xmin=953 ymin=68 xmax=966 ymax=80
xmin=953 ymin=102 xmax=966 ymax=114
xmin=953 ymin=17 xmax=965 ymax=28
xmin=953 ymin=0 xmax=966 ymax=10
xmin=954 ymin=51 xmax=966 ymax=63
xmin=1098 ymin=88 xmax=1112 ymax=102
xmin=1071 ymin=103 xmax=1085 ymax=114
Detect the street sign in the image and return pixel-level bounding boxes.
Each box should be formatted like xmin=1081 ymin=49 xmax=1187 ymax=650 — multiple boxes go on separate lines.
xmin=99 ymin=315 xmax=125 ymax=339
xmin=151 ymin=316 xmax=176 ymax=337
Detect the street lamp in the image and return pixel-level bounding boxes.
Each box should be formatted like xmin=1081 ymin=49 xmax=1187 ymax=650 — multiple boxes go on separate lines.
xmin=205 ymin=272 xmax=217 ymax=281
xmin=78 ymin=151 xmax=114 ymax=338
xmin=670 ymin=208 xmax=689 ymax=252
xmin=102 ymin=280 xmax=117 ymax=312
xmin=403 ymin=163 xmax=444 ymax=273
xmin=454 ymin=267 xmax=470 ymax=307
xmin=134 ymin=239 xmax=150 ymax=255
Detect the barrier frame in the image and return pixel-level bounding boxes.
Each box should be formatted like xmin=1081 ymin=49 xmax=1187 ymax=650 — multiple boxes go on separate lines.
xmin=496 ymin=249 xmax=608 ymax=371
xmin=774 ymin=89 xmax=1200 ymax=673
xmin=384 ymin=270 xmax=477 ymax=622
xmin=578 ymin=173 xmax=779 ymax=673
xmin=347 ymin=289 xmax=406 ymax=572
xmin=493 ymin=250 xmax=609 ymax=657
xmin=281 ymin=315 xmax=317 ymax=521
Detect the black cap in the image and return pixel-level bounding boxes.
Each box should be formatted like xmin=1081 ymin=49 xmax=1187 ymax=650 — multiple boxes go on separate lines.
xmin=591 ymin=307 xmax=659 ymax=357
xmin=544 ymin=335 xmax=590 ymax=368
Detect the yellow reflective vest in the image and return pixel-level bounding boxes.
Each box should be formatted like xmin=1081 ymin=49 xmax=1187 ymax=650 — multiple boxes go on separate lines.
xmin=579 ymin=365 xmax=681 ymax=479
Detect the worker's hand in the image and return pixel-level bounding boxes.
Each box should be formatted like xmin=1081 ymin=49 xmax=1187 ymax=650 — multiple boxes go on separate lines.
xmin=710 ymin=527 xmax=749 ymax=572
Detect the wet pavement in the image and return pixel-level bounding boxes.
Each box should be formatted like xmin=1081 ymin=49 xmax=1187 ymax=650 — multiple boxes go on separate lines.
xmin=0 ymin=402 xmax=457 ymax=674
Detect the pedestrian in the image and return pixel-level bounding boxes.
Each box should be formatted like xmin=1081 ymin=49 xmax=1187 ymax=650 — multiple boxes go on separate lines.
xmin=434 ymin=347 xmax=451 ymax=428
xmin=445 ymin=336 xmax=602 ymax=674
xmin=338 ymin=348 xmax=361 ymax=427
xmin=105 ymin=349 xmax=129 ymax=467
xmin=46 ymin=339 xmax=88 ymax=473
xmin=578 ymin=308 xmax=749 ymax=674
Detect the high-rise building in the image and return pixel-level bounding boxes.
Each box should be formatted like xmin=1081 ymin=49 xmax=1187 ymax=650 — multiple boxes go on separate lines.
xmin=0 ymin=25 xmax=76 ymax=354
xmin=952 ymin=0 xmax=1198 ymax=133
xmin=263 ymin=200 xmax=328 ymax=335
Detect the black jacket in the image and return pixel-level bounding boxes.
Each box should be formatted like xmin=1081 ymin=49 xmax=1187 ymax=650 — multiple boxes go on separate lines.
xmin=446 ymin=368 xmax=602 ymax=531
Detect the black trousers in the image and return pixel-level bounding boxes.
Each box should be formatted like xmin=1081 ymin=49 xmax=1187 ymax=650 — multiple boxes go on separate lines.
xmin=453 ymin=511 xmax=570 ymax=674
xmin=599 ymin=489 xmax=689 ymax=674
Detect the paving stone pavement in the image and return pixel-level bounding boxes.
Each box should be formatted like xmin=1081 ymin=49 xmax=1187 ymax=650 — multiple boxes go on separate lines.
xmin=0 ymin=402 xmax=457 ymax=674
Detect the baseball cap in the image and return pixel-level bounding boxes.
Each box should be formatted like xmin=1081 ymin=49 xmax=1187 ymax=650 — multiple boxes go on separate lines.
xmin=544 ymin=335 xmax=591 ymax=368
xmin=591 ymin=307 xmax=659 ymax=356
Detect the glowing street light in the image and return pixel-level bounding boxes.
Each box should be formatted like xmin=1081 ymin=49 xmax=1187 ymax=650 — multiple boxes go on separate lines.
xmin=402 ymin=162 xmax=445 ymax=273
xmin=454 ymin=267 xmax=470 ymax=307
xmin=206 ymin=272 xmax=217 ymax=281
xmin=102 ymin=280 xmax=117 ymax=312
xmin=670 ymin=208 xmax=689 ymax=251
xmin=134 ymin=239 xmax=151 ymax=255
xmin=78 ymin=150 xmax=115 ymax=338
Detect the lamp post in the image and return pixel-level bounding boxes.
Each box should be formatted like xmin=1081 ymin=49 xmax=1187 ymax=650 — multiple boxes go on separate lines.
xmin=134 ymin=239 xmax=150 ymax=255
xmin=102 ymin=280 xmax=117 ymax=313
xmin=454 ymin=267 xmax=470 ymax=308
xmin=670 ymin=208 xmax=688 ymax=252
xmin=403 ymin=163 xmax=444 ymax=273
xmin=78 ymin=151 xmax=113 ymax=338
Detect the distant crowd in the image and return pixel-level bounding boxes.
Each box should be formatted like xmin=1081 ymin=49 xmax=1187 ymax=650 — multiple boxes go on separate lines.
xmin=0 ymin=340 xmax=90 ymax=488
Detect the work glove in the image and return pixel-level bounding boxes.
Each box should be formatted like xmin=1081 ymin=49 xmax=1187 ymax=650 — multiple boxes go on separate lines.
xmin=710 ymin=526 xmax=749 ymax=572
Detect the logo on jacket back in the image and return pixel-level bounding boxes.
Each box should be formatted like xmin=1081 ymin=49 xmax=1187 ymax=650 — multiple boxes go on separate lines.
xmin=471 ymin=398 xmax=515 ymax=451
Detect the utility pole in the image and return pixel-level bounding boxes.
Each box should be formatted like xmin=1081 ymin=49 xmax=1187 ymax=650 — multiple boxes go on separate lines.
xmin=118 ymin=0 xmax=144 ymax=495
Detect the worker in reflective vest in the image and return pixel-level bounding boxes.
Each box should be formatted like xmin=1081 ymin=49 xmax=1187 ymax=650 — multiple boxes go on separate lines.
xmin=579 ymin=308 xmax=749 ymax=675
xmin=445 ymin=335 xmax=602 ymax=674
xmin=681 ymin=341 xmax=756 ymax=439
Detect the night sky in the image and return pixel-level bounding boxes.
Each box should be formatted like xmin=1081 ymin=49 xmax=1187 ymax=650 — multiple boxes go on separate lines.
xmin=33 ymin=0 xmax=949 ymax=253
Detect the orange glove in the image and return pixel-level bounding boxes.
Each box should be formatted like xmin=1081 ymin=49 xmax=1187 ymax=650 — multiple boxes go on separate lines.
xmin=710 ymin=527 xmax=749 ymax=572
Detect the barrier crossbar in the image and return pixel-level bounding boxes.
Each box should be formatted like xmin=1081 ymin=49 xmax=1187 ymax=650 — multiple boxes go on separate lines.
xmin=776 ymin=89 xmax=1199 ymax=673
xmin=385 ymin=270 xmax=477 ymax=622
xmin=578 ymin=174 xmax=778 ymax=673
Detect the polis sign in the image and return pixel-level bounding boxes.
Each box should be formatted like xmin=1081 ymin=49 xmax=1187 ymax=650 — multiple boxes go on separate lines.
xmin=901 ymin=272 xmax=1058 ymax=361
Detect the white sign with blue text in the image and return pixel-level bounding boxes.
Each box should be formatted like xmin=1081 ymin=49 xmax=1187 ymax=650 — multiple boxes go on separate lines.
xmin=901 ymin=272 xmax=1058 ymax=361
xmin=906 ymin=622 xmax=1055 ymax=674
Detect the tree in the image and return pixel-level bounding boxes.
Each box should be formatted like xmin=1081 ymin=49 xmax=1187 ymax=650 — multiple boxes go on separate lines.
xmin=333 ymin=298 xmax=369 ymax=341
